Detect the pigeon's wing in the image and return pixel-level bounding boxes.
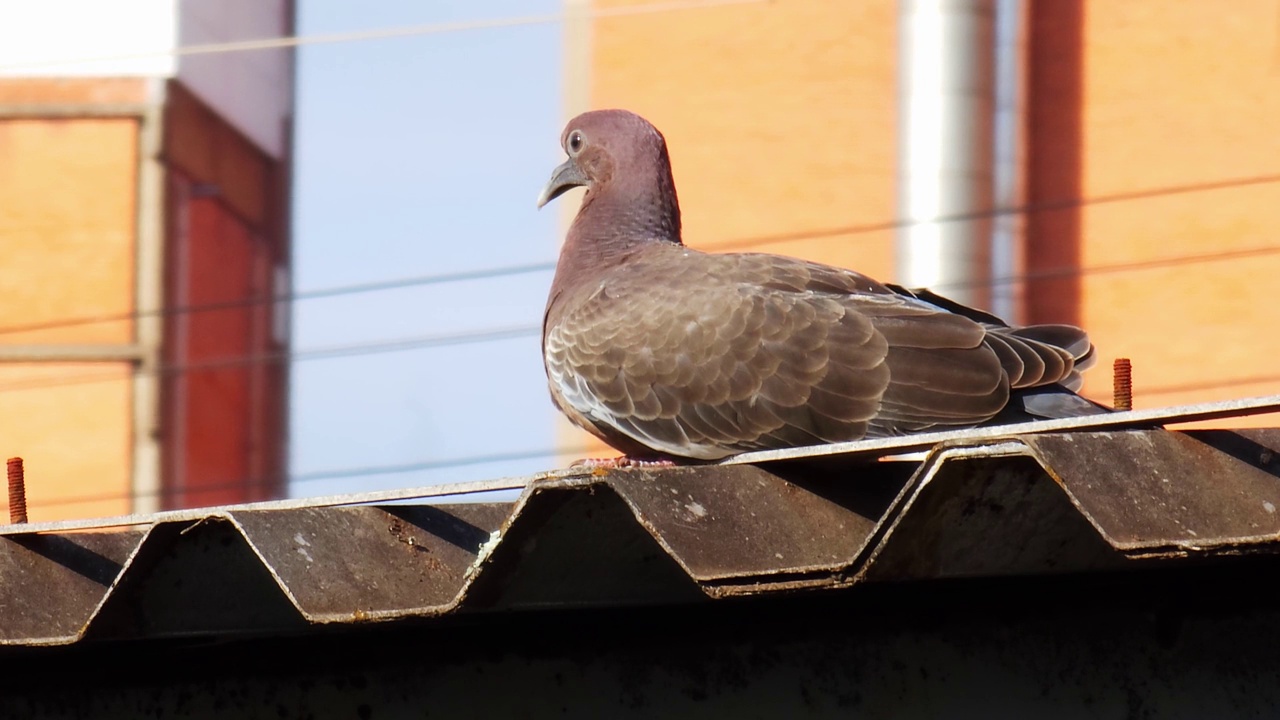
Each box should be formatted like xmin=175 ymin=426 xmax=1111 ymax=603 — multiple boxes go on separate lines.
xmin=545 ymin=266 xmax=888 ymax=459
xmin=544 ymin=250 xmax=1018 ymax=458
xmin=730 ymin=255 xmax=1084 ymax=434
xmin=849 ymin=293 xmax=1011 ymax=436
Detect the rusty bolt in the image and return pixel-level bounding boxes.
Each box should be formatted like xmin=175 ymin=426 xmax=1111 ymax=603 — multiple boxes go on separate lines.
xmin=1113 ymin=358 xmax=1133 ymax=412
xmin=7 ymin=457 xmax=27 ymax=524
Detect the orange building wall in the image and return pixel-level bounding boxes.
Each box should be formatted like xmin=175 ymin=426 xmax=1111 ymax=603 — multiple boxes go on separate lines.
xmin=561 ymin=0 xmax=1280 ymax=458
xmin=1069 ymin=1 xmax=1280 ymax=423
xmin=0 ymin=117 xmax=138 ymax=520
xmin=0 ymin=77 xmax=149 ymax=106
xmin=0 ymin=77 xmax=289 ymax=521
xmin=561 ymin=0 xmax=899 ymax=457
xmin=591 ymin=0 xmax=897 ymax=266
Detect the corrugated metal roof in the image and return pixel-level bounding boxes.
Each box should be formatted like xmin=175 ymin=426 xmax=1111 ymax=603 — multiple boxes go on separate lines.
xmin=1 ymin=396 xmax=1278 ymax=649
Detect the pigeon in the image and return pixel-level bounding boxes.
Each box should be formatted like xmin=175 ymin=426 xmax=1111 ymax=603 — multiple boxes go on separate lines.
xmin=537 ymin=109 xmax=1103 ymax=464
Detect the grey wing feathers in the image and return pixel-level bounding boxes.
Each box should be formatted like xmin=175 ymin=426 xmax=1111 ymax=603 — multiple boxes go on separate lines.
xmin=546 ymin=249 xmax=1097 ymax=458
xmin=546 ymin=287 xmax=876 ymax=458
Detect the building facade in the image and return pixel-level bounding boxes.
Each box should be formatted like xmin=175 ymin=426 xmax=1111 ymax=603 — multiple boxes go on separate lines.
xmin=556 ymin=0 xmax=1280 ymax=458
xmin=0 ymin=0 xmax=293 ymax=519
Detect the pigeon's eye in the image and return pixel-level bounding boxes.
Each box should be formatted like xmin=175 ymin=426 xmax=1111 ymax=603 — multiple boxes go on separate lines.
xmin=567 ymin=131 xmax=585 ymax=155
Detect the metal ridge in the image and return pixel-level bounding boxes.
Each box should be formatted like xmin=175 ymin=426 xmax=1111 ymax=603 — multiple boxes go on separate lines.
xmin=0 ymin=401 xmax=1277 ymax=648
xmin=725 ymin=394 xmax=1280 ymax=465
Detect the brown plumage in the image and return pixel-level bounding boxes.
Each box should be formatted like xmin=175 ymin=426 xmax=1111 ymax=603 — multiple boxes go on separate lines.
xmin=538 ymin=109 xmax=1102 ymax=462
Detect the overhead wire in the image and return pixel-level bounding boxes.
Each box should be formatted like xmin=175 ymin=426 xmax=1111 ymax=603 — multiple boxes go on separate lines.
xmin=0 ymin=260 xmax=558 ymax=339
xmin=700 ymin=172 xmax=1280 ymax=251
xmin=8 ymin=225 xmax=1280 ymax=508
xmin=1 ymin=243 xmax=1277 ymax=394
xmin=2 ymin=172 xmax=1277 ymax=341
xmin=28 ymin=362 xmax=1280 ymax=512
xmin=3 ymin=232 xmax=1278 ymax=389
xmin=0 ymin=0 xmax=768 ymax=72
xmin=31 ymin=443 xmax=604 ymax=511
xmin=0 ymin=240 xmax=1276 ymax=395
xmin=0 ymin=324 xmax=543 ymax=393
xmin=8 ymin=224 xmax=1271 ymax=510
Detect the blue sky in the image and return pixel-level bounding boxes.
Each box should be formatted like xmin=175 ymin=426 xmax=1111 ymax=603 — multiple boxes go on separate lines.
xmin=290 ymin=0 xmax=566 ymax=498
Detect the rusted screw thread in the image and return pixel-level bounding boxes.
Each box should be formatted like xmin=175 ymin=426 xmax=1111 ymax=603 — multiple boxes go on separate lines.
xmin=7 ymin=457 xmax=26 ymax=524
xmin=1113 ymin=358 xmax=1133 ymax=412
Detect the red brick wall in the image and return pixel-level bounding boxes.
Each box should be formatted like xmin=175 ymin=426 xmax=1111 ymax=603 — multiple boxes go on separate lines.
xmin=162 ymin=85 xmax=288 ymax=508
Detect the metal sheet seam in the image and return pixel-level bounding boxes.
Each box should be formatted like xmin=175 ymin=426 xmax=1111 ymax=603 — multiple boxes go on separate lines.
xmin=724 ymin=395 xmax=1280 ymax=465
xmin=1022 ymin=433 xmax=1280 ymax=556
xmin=851 ymin=440 xmax=1034 ymax=583
xmin=0 ymin=524 xmax=157 ymax=647
xmin=522 ymin=471 xmax=868 ymax=585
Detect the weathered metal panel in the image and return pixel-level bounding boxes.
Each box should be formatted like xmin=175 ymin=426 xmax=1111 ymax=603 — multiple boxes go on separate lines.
xmin=860 ymin=447 xmax=1128 ymax=581
xmin=725 ymin=394 xmax=1280 ymax=465
xmin=1025 ymin=428 xmax=1280 ymax=555
xmin=602 ymin=465 xmax=890 ymax=579
xmin=465 ymin=462 xmax=916 ymax=599
xmin=463 ymin=487 xmax=707 ymax=609
xmin=2 ymin=415 xmax=1280 ymax=648
xmin=86 ymin=519 xmax=306 ymax=640
xmin=0 ymin=504 xmax=518 ymax=644
xmin=0 ymin=529 xmax=146 ymax=646
xmin=231 ymin=504 xmax=511 ymax=621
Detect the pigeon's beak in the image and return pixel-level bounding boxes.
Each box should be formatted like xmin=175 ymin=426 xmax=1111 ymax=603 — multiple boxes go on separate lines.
xmin=537 ymin=158 xmax=588 ymax=209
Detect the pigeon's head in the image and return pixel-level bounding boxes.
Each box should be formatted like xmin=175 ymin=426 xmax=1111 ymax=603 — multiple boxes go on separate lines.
xmin=536 ymin=109 xmax=677 ymax=213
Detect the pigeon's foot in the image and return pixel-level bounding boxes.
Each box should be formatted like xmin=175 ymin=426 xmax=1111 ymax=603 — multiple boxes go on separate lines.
xmin=569 ymin=456 xmax=677 ymax=470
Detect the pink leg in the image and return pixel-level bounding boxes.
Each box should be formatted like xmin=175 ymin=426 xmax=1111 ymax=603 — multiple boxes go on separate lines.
xmin=569 ymin=456 xmax=678 ymax=470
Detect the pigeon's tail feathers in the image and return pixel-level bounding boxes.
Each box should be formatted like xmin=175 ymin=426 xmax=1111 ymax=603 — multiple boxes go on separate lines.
xmin=888 ymin=284 xmax=1097 ymax=391
xmin=983 ymin=323 xmax=1093 ymax=391
xmin=1008 ymin=324 xmax=1092 ymax=362
xmin=1005 ymin=323 xmax=1096 ymax=391
xmin=983 ymin=322 xmax=1111 ymax=423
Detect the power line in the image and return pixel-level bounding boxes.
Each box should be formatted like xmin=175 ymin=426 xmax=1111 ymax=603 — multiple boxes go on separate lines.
xmin=0 ymin=0 xmax=1272 ymax=515
xmin=0 ymin=261 xmax=558 ymax=339
xmin=0 ymin=325 xmax=543 ymax=393
xmin=700 ymin=172 xmax=1280 ymax=251
xmin=0 ymin=239 xmax=1277 ymax=395
xmin=31 ymin=443 xmax=602 ymax=511
xmin=933 ymin=243 xmax=1280 ymax=292
xmin=2 ymin=172 xmax=1277 ymax=340
xmin=25 ymin=366 xmax=1280 ymax=511
xmin=0 ymin=173 xmax=1274 ymax=394
xmin=1138 ymin=373 xmax=1280 ymax=399
xmin=0 ymin=0 xmax=767 ymax=72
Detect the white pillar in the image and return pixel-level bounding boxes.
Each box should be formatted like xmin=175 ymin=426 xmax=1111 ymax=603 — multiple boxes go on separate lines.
xmin=897 ymin=0 xmax=996 ymax=310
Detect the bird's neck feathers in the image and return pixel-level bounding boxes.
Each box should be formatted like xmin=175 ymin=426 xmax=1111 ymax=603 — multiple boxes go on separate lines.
xmin=556 ymin=150 xmax=683 ymax=280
